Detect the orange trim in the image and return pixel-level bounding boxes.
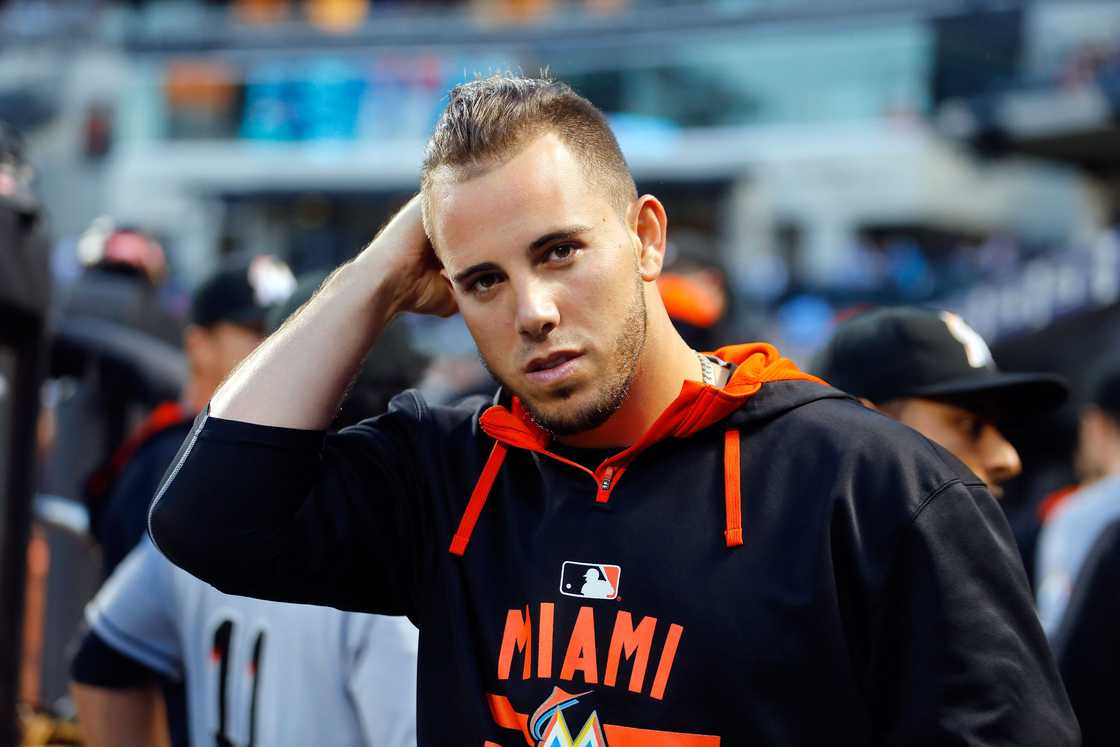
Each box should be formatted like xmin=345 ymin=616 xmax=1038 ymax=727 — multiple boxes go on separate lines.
xmin=488 ymin=692 xmax=721 ymax=746
xmin=604 ymin=724 xmax=721 ymax=746
xmin=487 ymin=694 xmax=532 ymax=745
xmin=1038 ymin=484 xmax=1079 ymax=524
xmin=468 ymin=342 xmax=822 ymax=540
xmin=723 ymin=429 xmax=743 ymax=547
xmin=449 ymin=442 xmax=508 ymax=556
xmin=595 ymin=464 xmax=630 ymax=504
xmin=85 ymin=401 xmax=190 ymax=499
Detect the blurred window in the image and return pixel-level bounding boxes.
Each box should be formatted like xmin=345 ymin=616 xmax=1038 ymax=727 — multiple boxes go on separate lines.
xmin=561 ymin=22 xmax=931 ymax=127
xmin=117 ymin=17 xmax=932 ymax=145
xmin=164 ymin=60 xmax=240 ymax=139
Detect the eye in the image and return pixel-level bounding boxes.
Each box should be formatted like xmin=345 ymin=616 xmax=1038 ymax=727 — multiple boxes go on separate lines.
xmin=469 ymin=273 xmax=502 ymax=295
xmin=958 ymin=414 xmax=984 ymax=440
xmin=547 ymin=243 xmax=578 ymax=263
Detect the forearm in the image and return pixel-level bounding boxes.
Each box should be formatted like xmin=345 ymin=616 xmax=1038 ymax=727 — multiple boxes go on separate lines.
xmin=211 ymin=250 xmax=398 ymax=429
xmin=71 ymin=682 xmax=170 ymax=747
xmin=211 ymin=192 xmax=451 ymax=429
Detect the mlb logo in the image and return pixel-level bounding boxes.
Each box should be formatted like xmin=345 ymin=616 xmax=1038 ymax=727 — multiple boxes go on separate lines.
xmin=559 ymin=561 xmax=620 ymax=600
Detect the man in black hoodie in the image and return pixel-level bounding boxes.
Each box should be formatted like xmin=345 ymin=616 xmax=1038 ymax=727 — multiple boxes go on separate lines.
xmin=149 ymin=75 xmax=1077 ymax=745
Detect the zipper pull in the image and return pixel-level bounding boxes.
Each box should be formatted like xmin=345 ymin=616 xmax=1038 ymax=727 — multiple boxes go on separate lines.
xmin=595 ymin=465 xmax=617 ymax=503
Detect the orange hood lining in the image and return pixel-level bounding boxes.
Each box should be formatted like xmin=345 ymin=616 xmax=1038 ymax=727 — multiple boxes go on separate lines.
xmin=449 ymin=343 xmax=824 ymax=557
xmin=478 ymin=343 xmax=823 ymax=454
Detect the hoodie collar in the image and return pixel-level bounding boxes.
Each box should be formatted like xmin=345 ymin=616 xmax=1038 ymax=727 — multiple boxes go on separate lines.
xmin=448 ymin=343 xmax=827 ymax=557
xmin=479 ymin=342 xmax=825 ymax=456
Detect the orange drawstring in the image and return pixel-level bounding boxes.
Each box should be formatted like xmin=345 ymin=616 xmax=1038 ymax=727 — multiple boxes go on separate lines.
xmin=723 ymin=428 xmax=744 ymax=547
xmin=449 ymin=441 xmax=508 ymax=557
xmin=452 ymin=429 xmax=746 ymax=555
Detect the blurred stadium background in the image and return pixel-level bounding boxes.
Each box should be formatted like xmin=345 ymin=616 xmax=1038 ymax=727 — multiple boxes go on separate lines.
xmin=2 ymin=0 xmax=1120 ymax=743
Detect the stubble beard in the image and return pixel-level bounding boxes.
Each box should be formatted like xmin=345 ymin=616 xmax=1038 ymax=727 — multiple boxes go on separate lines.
xmin=486 ymin=276 xmax=648 ymax=437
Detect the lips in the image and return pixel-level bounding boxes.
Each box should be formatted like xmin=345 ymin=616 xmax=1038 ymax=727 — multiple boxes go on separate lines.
xmin=526 ymin=351 xmax=581 ymax=373
xmin=524 ymin=351 xmax=584 ymax=386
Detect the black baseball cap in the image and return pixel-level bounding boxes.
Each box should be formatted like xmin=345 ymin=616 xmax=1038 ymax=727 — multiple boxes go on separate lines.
xmin=813 ymin=307 xmax=1068 ymax=416
xmin=190 ymin=255 xmax=295 ymax=331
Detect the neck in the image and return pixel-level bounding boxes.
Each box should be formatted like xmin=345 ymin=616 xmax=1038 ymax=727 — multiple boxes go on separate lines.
xmin=556 ymin=298 xmax=700 ymax=449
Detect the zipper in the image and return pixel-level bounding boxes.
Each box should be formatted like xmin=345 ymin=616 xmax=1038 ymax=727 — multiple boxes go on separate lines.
xmin=492 ymin=436 xmax=626 ymax=504
xmin=595 ymin=465 xmax=617 ymax=503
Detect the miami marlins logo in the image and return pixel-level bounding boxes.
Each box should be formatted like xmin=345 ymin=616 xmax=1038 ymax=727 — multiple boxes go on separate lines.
xmin=531 ymin=688 xmax=608 ymax=747
xmin=488 ymin=686 xmax=721 ymax=746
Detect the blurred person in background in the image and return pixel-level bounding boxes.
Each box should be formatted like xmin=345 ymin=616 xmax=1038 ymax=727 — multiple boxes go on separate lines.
xmin=68 ymin=270 xmax=423 ymax=747
xmin=656 ymin=229 xmax=731 ymax=352
xmin=73 ymin=255 xmax=293 ymax=747
xmin=56 ymin=219 xmax=181 ymax=571
xmin=814 ymin=307 xmax=1068 ymax=502
xmin=45 ymin=220 xmax=186 ymax=534
xmin=1048 ymin=513 xmax=1120 ymax=747
xmin=87 ymin=254 xmax=295 ymax=578
xmin=65 ymin=219 xmax=181 ymax=348
xmin=1034 ymin=356 xmax=1120 ymax=746
xmin=1037 ymin=356 xmax=1120 ymax=634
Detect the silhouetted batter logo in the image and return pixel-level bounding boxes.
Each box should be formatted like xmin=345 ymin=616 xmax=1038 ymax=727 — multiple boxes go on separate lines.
xmin=560 ymin=561 xmax=620 ymax=600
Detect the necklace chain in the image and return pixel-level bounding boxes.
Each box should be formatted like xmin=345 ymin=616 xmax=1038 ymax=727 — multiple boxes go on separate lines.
xmin=696 ymin=351 xmax=715 ymax=386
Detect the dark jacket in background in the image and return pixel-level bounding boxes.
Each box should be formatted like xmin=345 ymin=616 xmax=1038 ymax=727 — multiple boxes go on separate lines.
xmin=1053 ymin=517 xmax=1120 ymax=747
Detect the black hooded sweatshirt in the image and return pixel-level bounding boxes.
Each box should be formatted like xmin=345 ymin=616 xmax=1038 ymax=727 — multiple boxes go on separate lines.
xmin=149 ymin=343 xmax=1077 ymax=746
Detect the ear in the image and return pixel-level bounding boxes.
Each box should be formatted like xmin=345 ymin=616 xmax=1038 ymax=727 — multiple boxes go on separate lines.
xmin=183 ymin=325 xmax=213 ymax=372
xmin=1082 ymin=406 xmax=1120 ymax=447
xmin=628 ymin=195 xmax=668 ymax=282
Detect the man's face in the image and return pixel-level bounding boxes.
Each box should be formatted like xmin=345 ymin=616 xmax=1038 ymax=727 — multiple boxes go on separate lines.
xmin=888 ymin=397 xmax=1022 ymax=497
xmin=429 ymin=134 xmax=647 ymax=436
xmin=186 ymin=321 xmax=265 ymax=406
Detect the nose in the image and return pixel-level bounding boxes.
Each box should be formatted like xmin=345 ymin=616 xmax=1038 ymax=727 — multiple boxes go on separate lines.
xmin=978 ymin=424 xmax=1022 ymax=492
xmin=515 ymin=277 xmax=559 ymax=341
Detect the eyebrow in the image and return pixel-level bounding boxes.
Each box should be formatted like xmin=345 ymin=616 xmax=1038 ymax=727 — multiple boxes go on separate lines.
xmin=529 ymin=224 xmax=593 ymax=251
xmin=451 ymin=224 xmax=593 ymax=286
xmin=452 ymin=261 xmax=500 ymax=286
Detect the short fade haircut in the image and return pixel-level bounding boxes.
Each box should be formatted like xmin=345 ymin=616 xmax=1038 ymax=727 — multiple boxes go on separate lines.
xmin=420 ymin=74 xmax=637 ymax=236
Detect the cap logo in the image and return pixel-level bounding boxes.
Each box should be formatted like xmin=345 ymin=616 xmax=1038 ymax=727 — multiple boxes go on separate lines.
xmin=248 ymin=255 xmax=296 ymax=307
xmin=939 ymin=311 xmax=992 ymax=369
